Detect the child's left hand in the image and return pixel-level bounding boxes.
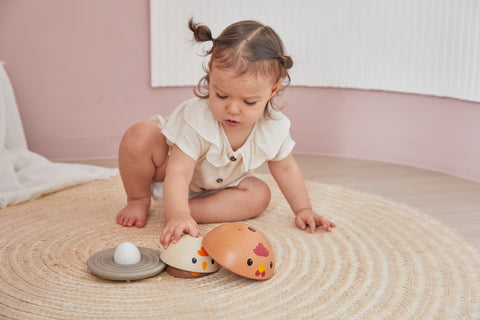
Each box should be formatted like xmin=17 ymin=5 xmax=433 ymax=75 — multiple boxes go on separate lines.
xmin=295 ymin=209 xmax=336 ymax=233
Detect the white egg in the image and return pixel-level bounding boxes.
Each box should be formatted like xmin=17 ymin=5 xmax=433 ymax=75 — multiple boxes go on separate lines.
xmin=113 ymin=242 xmax=141 ymax=265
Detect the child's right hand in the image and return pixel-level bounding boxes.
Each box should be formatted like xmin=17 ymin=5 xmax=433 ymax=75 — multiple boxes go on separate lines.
xmin=160 ymin=213 xmax=200 ymax=249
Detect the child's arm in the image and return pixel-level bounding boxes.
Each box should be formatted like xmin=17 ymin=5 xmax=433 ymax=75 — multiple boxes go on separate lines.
xmin=159 ymin=145 xmax=200 ymax=248
xmin=268 ymin=154 xmax=336 ymax=233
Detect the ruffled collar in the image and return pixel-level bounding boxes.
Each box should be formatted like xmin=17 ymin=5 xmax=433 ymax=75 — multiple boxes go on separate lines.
xmin=183 ymin=98 xmax=291 ymax=170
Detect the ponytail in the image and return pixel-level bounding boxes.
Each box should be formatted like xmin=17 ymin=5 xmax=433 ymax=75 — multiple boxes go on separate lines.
xmin=189 ymin=18 xmax=214 ymax=43
xmin=276 ymin=55 xmax=293 ymax=70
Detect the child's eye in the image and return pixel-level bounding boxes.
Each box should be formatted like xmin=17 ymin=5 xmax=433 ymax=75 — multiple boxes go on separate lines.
xmin=216 ymin=92 xmax=227 ymax=99
xmin=244 ymin=100 xmax=257 ymax=106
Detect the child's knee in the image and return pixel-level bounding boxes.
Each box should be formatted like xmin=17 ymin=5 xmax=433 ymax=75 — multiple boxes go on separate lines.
xmin=120 ymin=122 xmax=164 ymax=156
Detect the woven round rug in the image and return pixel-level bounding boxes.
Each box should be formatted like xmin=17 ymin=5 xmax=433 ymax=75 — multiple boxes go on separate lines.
xmin=0 ymin=175 xmax=479 ymax=319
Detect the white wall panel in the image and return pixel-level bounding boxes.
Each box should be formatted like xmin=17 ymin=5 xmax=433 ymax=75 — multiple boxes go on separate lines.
xmin=150 ymin=0 xmax=480 ymax=102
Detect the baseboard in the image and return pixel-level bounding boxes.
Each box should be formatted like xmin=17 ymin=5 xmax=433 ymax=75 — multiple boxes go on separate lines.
xmin=57 ymin=157 xmax=118 ymax=168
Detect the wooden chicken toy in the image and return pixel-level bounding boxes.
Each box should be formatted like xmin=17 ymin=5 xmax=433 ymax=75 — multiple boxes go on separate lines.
xmin=160 ymin=235 xmax=220 ymax=278
xmin=203 ymin=223 xmax=275 ymax=280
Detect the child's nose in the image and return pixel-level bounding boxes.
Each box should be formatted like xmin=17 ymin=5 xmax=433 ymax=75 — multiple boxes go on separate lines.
xmin=227 ymin=102 xmax=241 ymax=114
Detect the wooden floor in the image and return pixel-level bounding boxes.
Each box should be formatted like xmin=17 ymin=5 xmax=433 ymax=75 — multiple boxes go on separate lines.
xmin=77 ymin=154 xmax=480 ymax=249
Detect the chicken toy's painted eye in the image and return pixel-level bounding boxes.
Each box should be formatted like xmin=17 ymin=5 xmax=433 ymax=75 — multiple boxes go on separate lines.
xmin=270 ymin=261 xmax=273 ymax=268
xmin=211 ymin=259 xmax=215 ymax=264
xmin=192 ymin=257 xmax=197 ymax=264
xmin=247 ymin=259 xmax=253 ymax=266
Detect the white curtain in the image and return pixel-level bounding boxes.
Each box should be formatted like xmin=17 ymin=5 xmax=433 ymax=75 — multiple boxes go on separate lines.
xmin=0 ymin=62 xmax=117 ymax=208
xmin=150 ymin=0 xmax=480 ymax=102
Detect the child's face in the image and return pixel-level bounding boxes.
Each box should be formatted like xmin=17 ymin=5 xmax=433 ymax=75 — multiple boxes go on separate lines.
xmin=209 ymin=65 xmax=281 ymax=133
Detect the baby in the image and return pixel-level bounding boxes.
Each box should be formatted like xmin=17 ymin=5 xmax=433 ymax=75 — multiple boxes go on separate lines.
xmin=116 ymin=19 xmax=336 ymax=248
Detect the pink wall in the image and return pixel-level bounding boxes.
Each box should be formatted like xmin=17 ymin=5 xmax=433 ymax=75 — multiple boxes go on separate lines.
xmin=1 ymin=0 xmax=479 ymax=182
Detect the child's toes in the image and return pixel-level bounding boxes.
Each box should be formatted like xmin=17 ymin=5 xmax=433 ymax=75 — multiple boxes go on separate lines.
xmin=134 ymin=219 xmax=146 ymax=228
xmin=125 ymin=217 xmax=135 ymax=227
xmin=116 ymin=214 xmax=125 ymax=225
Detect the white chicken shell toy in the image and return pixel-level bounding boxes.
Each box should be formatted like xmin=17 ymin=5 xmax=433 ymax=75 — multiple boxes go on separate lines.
xmin=160 ymin=235 xmax=220 ymax=274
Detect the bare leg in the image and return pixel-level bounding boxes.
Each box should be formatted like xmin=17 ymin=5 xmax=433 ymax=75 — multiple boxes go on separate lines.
xmin=189 ymin=177 xmax=271 ymax=223
xmin=116 ymin=121 xmax=168 ymax=227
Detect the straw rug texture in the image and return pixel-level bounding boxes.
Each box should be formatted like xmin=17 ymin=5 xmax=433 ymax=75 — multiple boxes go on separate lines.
xmin=1 ymin=175 xmax=479 ymax=319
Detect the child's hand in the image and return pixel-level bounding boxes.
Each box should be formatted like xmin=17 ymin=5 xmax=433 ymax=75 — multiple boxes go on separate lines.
xmin=295 ymin=209 xmax=336 ymax=233
xmin=160 ymin=213 xmax=200 ymax=249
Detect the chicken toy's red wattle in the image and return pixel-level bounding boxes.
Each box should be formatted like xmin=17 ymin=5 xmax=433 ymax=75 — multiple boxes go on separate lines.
xmin=255 ymin=270 xmax=266 ymax=277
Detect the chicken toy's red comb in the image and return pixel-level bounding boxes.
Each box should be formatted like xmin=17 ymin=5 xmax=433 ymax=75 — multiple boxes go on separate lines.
xmin=197 ymin=246 xmax=209 ymax=256
xmin=253 ymin=242 xmax=269 ymax=257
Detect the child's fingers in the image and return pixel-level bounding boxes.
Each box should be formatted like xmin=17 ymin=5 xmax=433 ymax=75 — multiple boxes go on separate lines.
xmin=160 ymin=230 xmax=172 ymax=249
xmin=161 ymin=221 xmax=200 ymax=249
xmin=296 ymin=213 xmax=336 ymax=233
xmin=315 ymin=215 xmax=335 ymax=232
xmin=294 ymin=215 xmax=307 ymax=230
xmin=318 ymin=218 xmax=330 ymax=232
xmin=172 ymin=228 xmax=185 ymax=244
xmin=307 ymin=217 xmax=317 ymax=233
xmin=188 ymin=225 xmax=201 ymax=237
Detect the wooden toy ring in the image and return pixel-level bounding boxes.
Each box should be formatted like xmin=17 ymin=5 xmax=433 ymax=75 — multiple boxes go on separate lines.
xmin=87 ymin=247 xmax=166 ymax=281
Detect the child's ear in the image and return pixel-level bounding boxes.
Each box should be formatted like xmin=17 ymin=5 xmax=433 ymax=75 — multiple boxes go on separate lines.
xmin=269 ymin=78 xmax=283 ymax=98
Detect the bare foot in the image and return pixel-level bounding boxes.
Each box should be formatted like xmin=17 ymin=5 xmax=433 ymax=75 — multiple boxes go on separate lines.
xmin=116 ymin=199 xmax=150 ymax=227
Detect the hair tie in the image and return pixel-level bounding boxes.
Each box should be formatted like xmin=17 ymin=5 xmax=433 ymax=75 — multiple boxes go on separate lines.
xmin=276 ymin=56 xmax=292 ymax=69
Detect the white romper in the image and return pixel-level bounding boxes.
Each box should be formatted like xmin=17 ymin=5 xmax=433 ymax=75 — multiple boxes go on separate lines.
xmin=149 ymin=97 xmax=295 ymax=199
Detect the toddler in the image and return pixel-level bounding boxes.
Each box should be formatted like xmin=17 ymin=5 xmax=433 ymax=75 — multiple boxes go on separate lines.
xmin=116 ymin=19 xmax=336 ymax=248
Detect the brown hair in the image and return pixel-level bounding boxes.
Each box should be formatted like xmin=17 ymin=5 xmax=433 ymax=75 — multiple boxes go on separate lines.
xmin=189 ymin=18 xmax=293 ymax=110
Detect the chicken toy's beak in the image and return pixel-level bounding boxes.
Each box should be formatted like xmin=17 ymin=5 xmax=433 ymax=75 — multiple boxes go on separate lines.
xmin=202 ymin=261 xmax=207 ymax=271
xmin=255 ymin=264 xmax=266 ymax=277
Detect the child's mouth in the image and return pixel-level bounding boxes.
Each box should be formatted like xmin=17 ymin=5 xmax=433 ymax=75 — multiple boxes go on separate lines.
xmin=225 ymin=120 xmax=239 ymax=127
